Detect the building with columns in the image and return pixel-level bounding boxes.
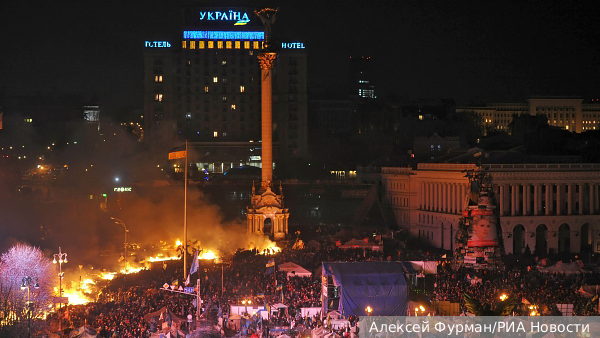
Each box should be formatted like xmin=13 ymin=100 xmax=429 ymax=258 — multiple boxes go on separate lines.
xmin=456 ymin=97 xmax=600 ymax=134
xmin=365 ymin=158 xmax=600 ymax=255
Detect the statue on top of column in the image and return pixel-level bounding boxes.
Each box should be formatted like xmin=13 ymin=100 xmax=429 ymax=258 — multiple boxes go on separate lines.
xmin=254 ymin=7 xmax=278 ymax=50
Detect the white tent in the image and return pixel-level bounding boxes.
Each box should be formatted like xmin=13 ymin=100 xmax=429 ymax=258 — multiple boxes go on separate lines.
xmin=278 ymin=262 xmax=312 ymax=278
xmin=541 ymin=261 xmax=585 ymax=274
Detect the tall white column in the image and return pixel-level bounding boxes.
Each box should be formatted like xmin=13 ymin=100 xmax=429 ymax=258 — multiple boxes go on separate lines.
xmin=588 ymin=183 xmax=594 ymax=215
xmin=442 ymin=183 xmax=447 ymax=212
xmin=511 ymin=184 xmax=516 ymax=216
xmin=534 ymin=184 xmax=540 ymax=216
xmin=568 ymin=183 xmax=573 ymax=215
xmin=556 ymin=184 xmax=561 ymax=215
xmin=579 ymin=183 xmax=584 ymax=215
xmin=522 ymin=184 xmax=528 ymax=216
xmin=499 ymin=184 xmax=504 ymax=216
xmin=545 ymin=184 xmax=550 ymax=216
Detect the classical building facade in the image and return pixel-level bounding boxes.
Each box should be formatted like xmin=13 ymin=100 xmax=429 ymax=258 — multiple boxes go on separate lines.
xmin=374 ymin=162 xmax=600 ymax=255
xmin=456 ymin=97 xmax=600 ymax=134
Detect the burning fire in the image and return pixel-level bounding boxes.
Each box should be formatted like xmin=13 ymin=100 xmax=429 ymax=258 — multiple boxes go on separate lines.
xmin=259 ymin=245 xmax=281 ymax=255
xmin=144 ymin=255 xmax=180 ymax=262
xmin=199 ymin=250 xmax=218 ymax=260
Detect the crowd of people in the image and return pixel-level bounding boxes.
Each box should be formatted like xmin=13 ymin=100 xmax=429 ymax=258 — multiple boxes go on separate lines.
xmin=48 ymin=242 xmax=600 ymax=337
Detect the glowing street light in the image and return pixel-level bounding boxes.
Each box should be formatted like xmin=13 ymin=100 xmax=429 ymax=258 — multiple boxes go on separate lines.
xmin=21 ymin=276 xmax=40 ymax=338
xmin=110 ymin=217 xmax=129 ymax=272
xmin=242 ymin=299 xmax=252 ymax=315
xmin=365 ymin=306 xmax=373 ymax=316
xmin=415 ymin=305 xmax=425 ymax=316
xmin=499 ymin=293 xmax=508 ymax=301
xmin=53 ymin=247 xmax=67 ymax=330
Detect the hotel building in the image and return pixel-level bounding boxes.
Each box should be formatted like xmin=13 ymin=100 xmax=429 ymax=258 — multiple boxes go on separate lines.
xmin=143 ymin=7 xmax=308 ymax=172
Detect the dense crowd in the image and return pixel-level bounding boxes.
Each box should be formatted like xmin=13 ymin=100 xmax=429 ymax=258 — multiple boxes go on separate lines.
xmin=52 ymin=243 xmax=600 ymax=337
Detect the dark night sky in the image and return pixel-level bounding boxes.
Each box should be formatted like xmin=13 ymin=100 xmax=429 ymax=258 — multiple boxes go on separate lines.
xmin=1 ymin=0 xmax=599 ymax=112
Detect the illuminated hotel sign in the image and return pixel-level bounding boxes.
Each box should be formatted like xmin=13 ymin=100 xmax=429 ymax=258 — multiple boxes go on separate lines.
xmin=183 ymin=31 xmax=264 ymax=40
xmin=114 ymin=187 xmax=132 ymax=192
xmin=281 ymin=42 xmax=305 ymax=49
xmin=199 ymin=10 xmax=251 ymax=25
xmin=145 ymin=41 xmax=171 ymax=48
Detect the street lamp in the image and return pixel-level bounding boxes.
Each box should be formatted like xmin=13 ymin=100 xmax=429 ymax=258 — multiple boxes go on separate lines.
xmin=110 ymin=217 xmax=129 ymax=272
xmin=53 ymin=247 xmax=67 ymax=300
xmin=365 ymin=306 xmax=373 ymax=316
xmin=21 ymin=276 xmax=39 ymax=338
xmin=499 ymin=293 xmax=508 ymax=301
xmin=414 ymin=305 xmax=425 ymax=316
xmin=242 ymin=299 xmax=252 ymax=315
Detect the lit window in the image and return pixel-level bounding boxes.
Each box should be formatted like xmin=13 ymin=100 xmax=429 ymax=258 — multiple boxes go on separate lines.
xmin=213 ymin=131 xmax=218 ymax=137
xmin=199 ymin=41 xmax=205 ymax=49
xmin=226 ymin=41 xmax=232 ymax=49
xmin=154 ymin=75 xmax=163 ymax=83
xmin=205 ymin=86 xmax=209 ymax=93
xmin=213 ymin=77 xmax=218 ymax=83
xmin=208 ymin=41 xmax=214 ymax=49
xmin=222 ymin=61 xmax=227 ymax=66
xmin=223 ymin=132 xmax=227 ymax=137
xmin=217 ymin=41 xmax=223 ymax=49
xmin=566 ymin=125 xmax=570 ymax=130
xmin=222 ymin=78 xmax=227 ymax=84
xmin=222 ymin=96 xmax=227 ymax=102
xmin=182 ymin=41 xmax=187 ymax=49
xmin=235 ymin=41 xmax=241 ymax=49
xmin=244 ymin=41 xmax=250 ymax=49
xmin=418 ymin=115 xmax=423 ymax=120
xmin=240 ymin=85 xmax=245 ymax=93
xmin=155 ymin=94 xmax=163 ymax=102
xmin=231 ymin=104 xmax=236 ymax=110
xmin=253 ymin=41 xmax=260 ymax=49
xmin=190 ymin=41 xmax=196 ymax=49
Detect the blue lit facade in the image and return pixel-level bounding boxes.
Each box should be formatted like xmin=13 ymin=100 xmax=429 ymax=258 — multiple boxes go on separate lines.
xmin=143 ymin=5 xmax=308 ymax=172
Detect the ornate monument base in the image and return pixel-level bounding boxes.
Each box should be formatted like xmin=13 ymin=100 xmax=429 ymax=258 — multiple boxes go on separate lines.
xmin=247 ymin=182 xmax=289 ymax=240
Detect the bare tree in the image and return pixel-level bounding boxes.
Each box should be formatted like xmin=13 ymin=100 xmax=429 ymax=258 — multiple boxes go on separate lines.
xmin=0 ymin=243 xmax=57 ymax=336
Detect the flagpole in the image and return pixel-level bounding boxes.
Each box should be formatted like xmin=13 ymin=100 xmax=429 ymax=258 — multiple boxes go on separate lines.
xmin=184 ymin=140 xmax=188 ymax=280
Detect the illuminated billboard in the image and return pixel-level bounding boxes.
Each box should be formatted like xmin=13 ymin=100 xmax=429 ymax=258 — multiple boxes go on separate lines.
xmin=183 ymin=7 xmax=260 ymax=28
xmin=183 ymin=31 xmax=264 ymax=40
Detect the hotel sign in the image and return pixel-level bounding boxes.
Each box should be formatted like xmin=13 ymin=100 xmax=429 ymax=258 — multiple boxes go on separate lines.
xmin=199 ymin=10 xmax=251 ymax=25
xmin=281 ymin=42 xmax=305 ymax=49
xmin=145 ymin=41 xmax=171 ymax=48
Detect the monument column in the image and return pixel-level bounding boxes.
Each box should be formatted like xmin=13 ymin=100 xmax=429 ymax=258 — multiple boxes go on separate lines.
xmin=257 ymin=52 xmax=277 ymax=189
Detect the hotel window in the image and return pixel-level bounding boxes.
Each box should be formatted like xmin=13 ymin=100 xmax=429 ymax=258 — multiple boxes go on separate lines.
xmin=222 ymin=78 xmax=227 ymax=84
xmin=253 ymin=41 xmax=260 ymax=49
xmin=182 ymin=41 xmax=187 ymax=49
xmin=240 ymin=85 xmax=245 ymax=93
xmin=205 ymin=86 xmax=209 ymax=93
xmin=213 ymin=77 xmax=218 ymax=83
xmin=244 ymin=41 xmax=250 ymax=49
xmin=217 ymin=41 xmax=224 ymax=49
xmin=222 ymin=96 xmax=227 ymax=102
xmin=199 ymin=41 xmax=205 ymax=49
xmin=213 ymin=131 xmax=218 ymax=137
xmin=222 ymin=61 xmax=227 ymax=66
xmin=235 ymin=41 xmax=241 ymax=49
xmin=190 ymin=41 xmax=196 ymax=49
xmin=155 ymin=94 xmax=163 ymax=102
xmin=154 ymin=75 xmax=163 ymax=83
xmin=226 ymin=41 xmax=232 ymax=49
xmin=231 ymin=104 xmax=236 ymax=110
xmin=208 ymin=41 xmax=214 ymax=49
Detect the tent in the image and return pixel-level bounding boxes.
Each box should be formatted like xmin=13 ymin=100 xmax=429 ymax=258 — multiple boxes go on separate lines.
xmin=278 ymin=262 xmax=312 ymax=277
xmin=338 ymin=238 xmax=382 ymax=251
xmin=143 ymin=307 xmax=186 ymax=329
xmin=541 ymin=261 xmax=585 ymax=274
xmin=68 ymin=326 xmax=97 ymax=338
xmin=322 ymin=262 xmax=408 ymax=316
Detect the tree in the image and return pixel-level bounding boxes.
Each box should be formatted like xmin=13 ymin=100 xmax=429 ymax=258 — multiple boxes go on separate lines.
xmin=0 ymin=243 xmax=56 ymax=337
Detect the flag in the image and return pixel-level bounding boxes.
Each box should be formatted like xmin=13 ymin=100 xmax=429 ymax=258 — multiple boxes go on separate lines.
xmin=266 ymin=258 xmax=275 ymax=275
xmin=185 ymin=274 xmax=190 ymax=286
xmin=190 ymin=249 xmax=199 ymax=275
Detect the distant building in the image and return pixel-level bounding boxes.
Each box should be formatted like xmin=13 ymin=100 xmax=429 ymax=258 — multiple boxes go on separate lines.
xmin=456 ymin=96 xmax=600 ymax=134
xmin=413 ymin=133 xmax=461 ymax=161
xmin=358 ymin=150 xmax=600 ymax=255
xmin=350 ymin=56 xmax=376 ymax=100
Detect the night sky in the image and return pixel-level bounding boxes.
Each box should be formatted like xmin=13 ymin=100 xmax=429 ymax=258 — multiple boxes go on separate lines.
xmin=1 ymin=0 xmax=599 ymax=112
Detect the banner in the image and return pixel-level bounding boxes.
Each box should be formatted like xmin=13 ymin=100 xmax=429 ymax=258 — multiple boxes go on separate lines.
xmin=266 ymin=258 xmax=275 ymax=275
